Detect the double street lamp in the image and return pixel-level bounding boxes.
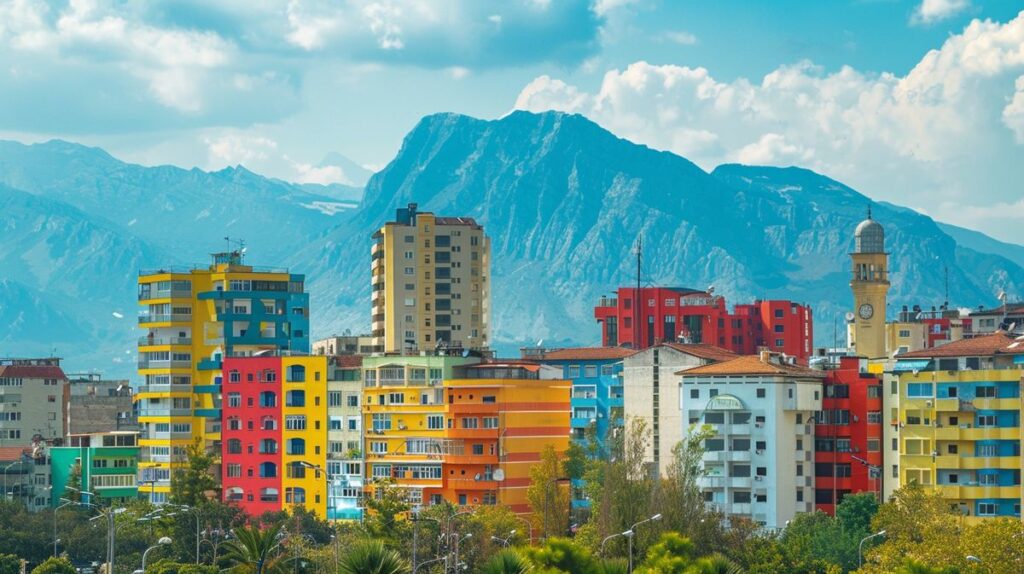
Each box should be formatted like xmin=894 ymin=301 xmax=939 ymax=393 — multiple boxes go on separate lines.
xmin=142 ymin=537 xmax=173 ymax=571
xmin=858 ymin=530 xmax=887 ymax=569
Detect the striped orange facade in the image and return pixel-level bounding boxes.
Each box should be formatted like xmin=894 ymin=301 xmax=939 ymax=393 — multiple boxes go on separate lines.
xmin=362 ymin=356 xmax=569 ymax=512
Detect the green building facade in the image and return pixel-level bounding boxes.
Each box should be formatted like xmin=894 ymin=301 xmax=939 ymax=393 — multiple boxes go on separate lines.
xmin=50 ymin=432 xmax=140 ymax=506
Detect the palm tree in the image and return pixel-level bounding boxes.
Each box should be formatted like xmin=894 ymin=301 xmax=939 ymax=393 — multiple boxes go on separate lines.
xmin=692 ymin=553 xmax=745 ymax=574
xmin=480 ymin=550 xmax=533 ymax=574
xmin=221 ymin=523 xmax=288 ymax=574
xmin=594 ymin=558 xmax=628 ymax=574
xmin=337 ymin=541 xmax=409 ymax=574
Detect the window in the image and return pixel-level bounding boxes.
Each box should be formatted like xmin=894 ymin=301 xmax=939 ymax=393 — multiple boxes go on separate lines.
xmin=976 ymin=386 xmax=996 ymax=398
xmin=228 ymin=393 xmax=241 ymax=408
xmin=286 ymin=487 xmax=306 ymax=504
xmin=260 ymin=439 xmax=278 ymax=454
xmin=584 ymin=365 xmax=598 ymax=378
xmin=226 ymin=464 xmax=241 ymax=478
xmin=285 ymin=415 xmax=307 ymax=430
xmin=288 ymin=365 xmax=306 ymax=382
xmin=347 ymin=395 xmax=359 ymax=407
xmin=907 ymin=383 xmax=933 ymax=398
xmin=227 ymin=439 xmax=242 ymax=454
xmin=867 ymin=439 xmax=881 ymax=452
xmin=774 ymin=325 xmax=784 ymax=333
xmin=732 ymin=491 xmax=751 ymax=504
xmin=372 ymin=413 xmax=392 ymax=432
xmin=482 ymin=417 xmax=499 ymax=429
xmin=427 ymin=415 xmax=444 ymax=430
xmin=690 ymin=389 xmax=699 ymax=399
xmin=567 ymin=365 xmax=581 ymax=378
xmin=371 ymin=441 xmax=387 ymax=454
xmin=286 ymin=390 xmax=305 ymax=407
xmin=259 ymin=462 xmax=277 ymax=478
xmin=287 ymin=438 xmax=305 ymax=455
xmin=259 ymin=392 xmax=277 ymax=407
xmin=978 ymin=502 xmax=996 ymax=516
xmin=229 ymin=370 xmax=240 ymax=383
xmin=867 ymin=411 xmax=882 ymax=424
xmin=461 ymin=417 xmax=479 ymax=429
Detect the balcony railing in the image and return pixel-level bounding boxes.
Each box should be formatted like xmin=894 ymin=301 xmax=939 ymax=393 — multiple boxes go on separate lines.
xmin=138 ymin=359 xmax=192 ymax=369
xmin=138 ymin=289 xmax=193 ymax=300
xmin=138 ymin=337 xmax=192 ymax=346
xmin=138 ymin=313 xmax=192 ymax=324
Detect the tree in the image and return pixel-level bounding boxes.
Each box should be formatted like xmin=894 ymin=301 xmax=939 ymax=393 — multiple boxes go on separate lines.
xmin=64 ymin=463 xmax=82 ymax=502
xmin=660 ymin=426 xmax=715 ymax=552
xmin=834 ymin=493 xmax=878 ymax=536
xmin=891 ymin=559 xmax=960 ymax=574
xmin=957 ymin=518 xmax=1024 ymax=574
xmin=527 ymin=446 xmax=570 ymax=539
xmin=0 ymin=554 xmax=20 ymax=574
xmin=524 ymin=537 xmax=598 ymax=574
xmin=30 ymin=558 xmax=75 ymax=574
xmin=633 ymin=532 xmax=697 ymax=574
xmin=221 ymin=523 xmax=288 ymax=574
xmin=362 ymin=479 xmax=411 ymax=544
xmin=147 ymin=559 xmax=219 ymax=574
xmin=480 ymin=550 xmax=533 ymax=574
xmin=337 ymin=541 xmax=409 ymax=574
xmin=862 ymin=483 xmax=963 ymax=573
xmin=170 ymin=441 xmax=219 ymax=508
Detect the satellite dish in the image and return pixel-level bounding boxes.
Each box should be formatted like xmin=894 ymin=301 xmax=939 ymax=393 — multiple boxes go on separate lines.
xmin=474 ymin=473 xmax=482 ymax=481
xmin=845 ymin=312 xmax=855 ymax=322
xmin=493 ymin=469 xmax=505 ymax=482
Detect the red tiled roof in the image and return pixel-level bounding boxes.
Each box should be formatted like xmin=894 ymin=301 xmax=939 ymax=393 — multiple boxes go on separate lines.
xmin=899 ymin=332 xmax=1024 ymax=358
xmin=679 ymin=354 xmax=825 ymax=378
xmin=0 ymin=446 xmax=31 ymax=462
xmin=539 ymin=347 xmax=635 ymax=361
xmin=662 ymin=343 xmax=740 ymax=363
xmin=0 ymin=365 xmax=67 ymax=379
xmin=435 ymin=217 xmax=480 ymax=227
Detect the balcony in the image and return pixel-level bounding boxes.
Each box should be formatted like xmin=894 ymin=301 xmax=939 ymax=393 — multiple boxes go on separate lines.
xmin=447 ymin=478 xmax=499 ymax=490
xmin=193 ymin=384 xmax=221 ymax=394
xmin=138 ymin=359 xmax=192 ymax=370
xmin=705 ymin=450 xmax=752 ymax=462
xmin=938 ymin=484 xmax=1020 ymax=499
xmin=971 ymin=398 xmax=1019 ymax=410
xmin=138 ymin=313 xmax=192 ymax=325
xmin=596 ymin=297 xmax=618 ymax=308
xmin=446 ymin=428 xmax=499 ymax=440
xmin=138 ymin=288 xmax=192 ymax=301
xmin=138 ymin=408 xmax=193 ymax=418
xmin=444 ymin=453 xmax=499 ymax=465
xmin=145 ymin=431 xmax=194 ymax=441
xmin=197 ymin=358 xmax=223 ymax=371
xmin=194 ymin=408 xmax=221 ymax=418
xmin=728 ymin=423 xmax=752 ymax=435
xmin=962 ymin=426 xmax=1020 ymax=441
xmin=136 ymin=383 xmax=193 ymax=395
xmin=138 ymin=337 xmax=192 ymax=347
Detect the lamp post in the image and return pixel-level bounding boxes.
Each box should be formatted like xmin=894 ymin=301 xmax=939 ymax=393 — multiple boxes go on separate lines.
xmin=491 ymin=530 xmax=515 ymax=547
xmin=413 ymin=556 xmax=448 ymax=574
xmin=410 ymin=509 xmax=440 ymax=574
xmin=512 ymin=515 xmax=534 ymax=545
xmin=627 ymin=514 xmax=662 ymax=574
xmin=2 ymin=461 xmax=19 ymax=502
xmin=453 ymin=533 xmax=471 ymax=574
xmin=54 ymin=498 xmax=76 ymax=557
xmin=142 ymin=537 xmax=173 ymax=571
xmin=600 ymin=531 xmax=629 ymax=556
xmin=76 ymin=500 xmax=125 ymax=574
xmin=297 ymin=461 xmax=339 ymax=571
xmin=858 ymin=530 xmax=887 ymax=569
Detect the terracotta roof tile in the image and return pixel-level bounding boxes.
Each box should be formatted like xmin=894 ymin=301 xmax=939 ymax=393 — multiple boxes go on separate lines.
xmin=679 ymin=354 xmax=825 ymax=377
xmin=662 ymin=343 xmax=740 ymax=363
xmin=0 ymin=446 xmax=31 ymax=462
xmin=0 ymin=365 xmax=67 ymax=379
xmin=539 ymin=347 xmax=635 ymax=361
xmin=898 ymin=332 xmax=1024 ymax=358
xmin=329 ymin=355 xmax=364 ymax=368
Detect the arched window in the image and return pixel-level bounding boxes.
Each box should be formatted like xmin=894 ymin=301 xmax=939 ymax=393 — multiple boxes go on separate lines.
xmin=260 ymin=391 xmax=277 ymax=407
xmin=227 ymin=439 xmax=242 ymax=454
xmin=259 ymin=439 xmax=278 ymax=454
xmin=288 ymin=365 xmax=306 ymax=383
xmin=225 ymin=487 xmax=244 ymax=501
xmin=260 ymin=488 xmax=279 ymax=502
xmin=287 ymin=438 xmax=305 ymax=455
xmin=285 ymin=487 xmax=306 ymax=504
xmin=287 ymin=462 xmax=306 ymax=479
xmin=261 ymin=416 xmax=277 ymax=430
xmin=286 ymin=390 xmax=305 ymax=407
xmin=227 ymin=417 xmax=241 ymax=431
xmin=259 ymin=462 xmax=277 ymax=478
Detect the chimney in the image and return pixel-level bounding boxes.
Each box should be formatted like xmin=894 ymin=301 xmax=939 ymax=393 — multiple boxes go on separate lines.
xmin=759 ymin=349 xmax=771 ymax=363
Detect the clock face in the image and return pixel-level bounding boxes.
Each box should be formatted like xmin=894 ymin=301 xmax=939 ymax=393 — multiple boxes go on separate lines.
xmin=858 ymin=303 xmax=874 ymax=320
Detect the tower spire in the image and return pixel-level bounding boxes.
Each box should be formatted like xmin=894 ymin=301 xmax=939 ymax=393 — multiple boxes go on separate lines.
xmin=867 ymin=204 xmax=872 ymax=220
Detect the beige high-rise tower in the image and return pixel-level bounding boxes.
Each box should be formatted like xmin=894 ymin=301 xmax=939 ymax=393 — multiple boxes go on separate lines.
xmin=371 ymin=203 xmax=491 ymax=353
xmin=850 ymin=208 xmax=890 ymax=359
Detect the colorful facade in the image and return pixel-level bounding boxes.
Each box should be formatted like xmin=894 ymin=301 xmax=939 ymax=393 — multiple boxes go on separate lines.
xmin=362 ymin=355 xmax=570 ymax=512
xmin=890 ymin=333 xmax=1024 ymax=521
xmin=220 ymin=355 xmax=328 ymax=518
xmin=50 ymin=431 xmax=140 ymax=506
xmin=593 ymin=288 xmax=813 ymax=362
xmin=135 ymin=251 xmax=309 ymax=503
xmin=371 ymin=203 xmax=491 ymax=353
xmin=326 ymin=355 xmax=365 ymax=520
xmin=813 ymin=356 xmax=884 ymax=514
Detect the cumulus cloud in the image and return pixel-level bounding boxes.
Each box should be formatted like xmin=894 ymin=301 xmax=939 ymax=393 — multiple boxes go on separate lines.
xmin=912 ymin=0 xmax=971 ymax=26
xmin=204 ymin=133 xmax=278 ymax=166
xmin=513 ymin=11 xmax=1024 ymax=242
xmin=661 ymin=30 xmax=697 ymax=45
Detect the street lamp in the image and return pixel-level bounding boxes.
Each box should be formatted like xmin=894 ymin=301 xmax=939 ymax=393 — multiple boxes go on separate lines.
xmin=627 ymin=514 xmax=662 ymax=574
xmin=600 ymin=531 xmax=630 ymax=556
xmin=413 ymin=556 xmax=448 ymax=574
xmin=858 ymin=530 xmax=887 ymax=569
xmin=453 ymin=533 xmax=471 ymax=574
xmin=2 ymin=461 xmax=20 ymax=502
xmin=491 ymin=530 xmax=516 ymax=548
xmin=142 ymin=537 xmax=173 ymax=571
xmin=511 ymin=515 xmax=534 ymax=546
xmin=54 ymin=498 xmax=76 ymax=557
xmin=297 ymin=461 xmax=340 ymax=571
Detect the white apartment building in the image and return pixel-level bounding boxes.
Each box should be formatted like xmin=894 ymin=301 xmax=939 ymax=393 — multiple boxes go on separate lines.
xmin=622 ymin=343 xmax=738 ymax=476
xmin=680 ymin=352 xmax=824 ymax=530
xmin=327 ymin=356 xmax=365 ymax=520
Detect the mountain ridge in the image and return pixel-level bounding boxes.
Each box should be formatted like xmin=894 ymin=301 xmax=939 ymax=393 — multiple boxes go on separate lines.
xmin=0 ymin=112 xmax=1021 ymax=376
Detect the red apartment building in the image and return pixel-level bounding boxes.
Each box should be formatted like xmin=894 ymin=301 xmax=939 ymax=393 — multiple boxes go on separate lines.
xmin=813 ymin=356 xmax=883 ymax=514
xmin=593 ymin=287 xmax=813 ymax=362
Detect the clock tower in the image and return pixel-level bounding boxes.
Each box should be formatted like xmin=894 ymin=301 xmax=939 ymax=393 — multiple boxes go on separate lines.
xmin=850 ymin=207 xmax=890 ymax=358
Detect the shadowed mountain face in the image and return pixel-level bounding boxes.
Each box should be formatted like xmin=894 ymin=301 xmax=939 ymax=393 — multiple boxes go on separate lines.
xmin=2 ymin=111 xmax=1021 ymax=376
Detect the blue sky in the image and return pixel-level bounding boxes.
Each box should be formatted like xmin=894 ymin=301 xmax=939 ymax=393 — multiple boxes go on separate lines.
xmin=2 ymin=0 xmax=1024 ymax=243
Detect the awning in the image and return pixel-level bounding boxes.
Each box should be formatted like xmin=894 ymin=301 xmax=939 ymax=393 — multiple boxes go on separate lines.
xmin=892 ymin=360 xmax=932 ymax=372
xmin=1015 ymin=355 xmax=1024 ymax=365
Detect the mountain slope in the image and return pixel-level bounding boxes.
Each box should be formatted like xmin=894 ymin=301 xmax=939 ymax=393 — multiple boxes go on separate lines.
xmin=937 ymin=222 xmax=1024 ymax=270
xmin=295 ymin=112 xmax=1024 ymax=349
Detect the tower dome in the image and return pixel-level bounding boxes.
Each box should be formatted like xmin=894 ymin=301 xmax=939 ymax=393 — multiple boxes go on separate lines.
xmin=854 ymin=206 xmax=884 ymax=253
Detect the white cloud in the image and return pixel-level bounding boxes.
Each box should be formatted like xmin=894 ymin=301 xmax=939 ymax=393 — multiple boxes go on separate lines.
xmin=447 ymin=66 xmax=470 ymax=80
xmin=592 ymin=0 xmax=641 ymax=17
xmin=912 ymin=0 xmax=971 ymax=26
xmin=514 ymin=12 xmax=1024 ymax=241
xmin=662 ymin=30 xmax=697 ymax=45
xmin=289 ymin=161 xmax=349 ymax=185
xmin=204 ymin=134 xmax=278 ymax=166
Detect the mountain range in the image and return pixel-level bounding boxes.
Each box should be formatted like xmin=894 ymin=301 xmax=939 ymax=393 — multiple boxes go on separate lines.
xmin=1 ymin=111 xmax=1022 ymax=377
